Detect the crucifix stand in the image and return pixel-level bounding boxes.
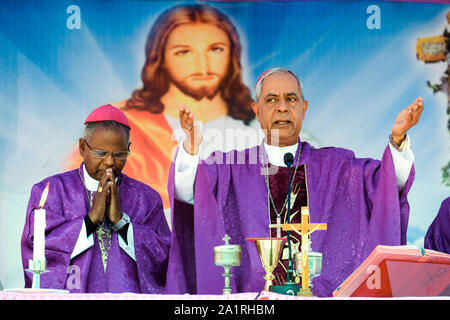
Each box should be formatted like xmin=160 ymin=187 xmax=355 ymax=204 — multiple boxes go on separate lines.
xmin=282 ymin=206 xmax=327 ymax=296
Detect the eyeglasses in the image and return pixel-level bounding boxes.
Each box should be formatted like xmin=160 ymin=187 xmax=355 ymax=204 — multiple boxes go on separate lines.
xmin=83 ymin=139 xmax=130 ymax=160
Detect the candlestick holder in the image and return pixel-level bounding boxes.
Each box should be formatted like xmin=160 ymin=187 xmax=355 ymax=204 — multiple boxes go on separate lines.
xmin=3 ymin=259 xmax=68 ymax=293
xmin=26 ymin=259 xmax=48 ymax=289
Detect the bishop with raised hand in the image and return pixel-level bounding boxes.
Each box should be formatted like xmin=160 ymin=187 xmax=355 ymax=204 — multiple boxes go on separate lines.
xmin=166 ymin=67 xmax=423 ymax=297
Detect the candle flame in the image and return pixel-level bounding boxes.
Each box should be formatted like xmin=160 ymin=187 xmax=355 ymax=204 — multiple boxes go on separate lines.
xmin=39 ymin=182 xmax=50 ymax=208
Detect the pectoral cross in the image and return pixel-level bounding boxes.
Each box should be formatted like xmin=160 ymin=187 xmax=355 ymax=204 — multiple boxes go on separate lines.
xmin=269 ymin=184 xmax=301 ymax=238
xmin=269 ymin=217 xmax=283 ymax=238
xmin=282 ymin=206 xmax=327 ymax=295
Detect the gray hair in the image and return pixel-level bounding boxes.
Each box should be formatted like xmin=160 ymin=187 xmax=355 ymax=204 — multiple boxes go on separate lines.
xmin=254 ymin=67 xmax=305 ymax=102
xmin=83 ymin=121 xmax=130 ymax=143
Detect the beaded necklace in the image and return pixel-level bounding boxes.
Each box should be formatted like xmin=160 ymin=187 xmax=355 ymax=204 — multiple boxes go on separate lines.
xmin=260 ymin=143 xmax=301 ymax=237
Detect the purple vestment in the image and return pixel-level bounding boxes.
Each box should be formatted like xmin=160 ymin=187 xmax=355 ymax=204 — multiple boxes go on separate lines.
xmin=21 ymin=165 xmax=171 ymax=293
xmin=166 ymin=140 xmax=414 ymax=297
xmin=424 ymin=197 xmax=450 ymax=254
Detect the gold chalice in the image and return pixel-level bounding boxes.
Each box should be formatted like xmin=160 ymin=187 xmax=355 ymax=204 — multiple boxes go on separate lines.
xmin=246 ymin=238 xmax=286 ymax=291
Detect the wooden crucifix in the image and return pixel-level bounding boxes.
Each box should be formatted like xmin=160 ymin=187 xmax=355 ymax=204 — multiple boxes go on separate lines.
xmin=282 ymin=206 xmax=327 ymax=295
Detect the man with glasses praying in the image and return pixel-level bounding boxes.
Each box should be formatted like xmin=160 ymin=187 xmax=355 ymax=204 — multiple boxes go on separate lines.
xmin=21 ymin=104 xmax=171 ymax=293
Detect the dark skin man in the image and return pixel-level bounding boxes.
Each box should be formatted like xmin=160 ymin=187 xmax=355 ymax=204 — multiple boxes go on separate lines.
xmin=78 ymin=125 xmax=130 ymax=227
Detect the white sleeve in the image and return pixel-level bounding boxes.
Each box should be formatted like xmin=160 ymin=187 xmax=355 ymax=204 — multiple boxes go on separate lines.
xmin=70 ymin=220 xmax=94 ymax=260
xmin=174 ymin=145 xmax=200 ymax=205
xmin=118 ymin=222 xmax=135 ymax=261
xmin=71 ymin=220 xmax=136 ymax=262
xmin=388 ymin=135 xmax=414 ymax=191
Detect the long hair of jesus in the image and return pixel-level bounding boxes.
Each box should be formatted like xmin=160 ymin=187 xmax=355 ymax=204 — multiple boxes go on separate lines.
xmin=125 ymin=3 xmax=255 ymax=125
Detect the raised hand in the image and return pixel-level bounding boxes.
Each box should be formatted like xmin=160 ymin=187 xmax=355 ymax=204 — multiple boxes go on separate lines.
xmin=179 ymin=104 xmax=203 ymax=155
xmin=391 ymin=97 xmax=424 ymax=145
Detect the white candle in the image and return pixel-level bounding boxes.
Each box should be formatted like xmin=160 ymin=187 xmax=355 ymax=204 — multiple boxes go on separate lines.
xmin=33 ymin=182 xmax=49 ymax=263
xmin=33 ymin=208 xmax=46 ymax=261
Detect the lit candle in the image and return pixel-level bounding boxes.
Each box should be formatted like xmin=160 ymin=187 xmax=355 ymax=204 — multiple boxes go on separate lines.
xmin=33 ymin=209 xmax=46 ymax=261
xmin=33 ymin=182 xmax=49 ymax=262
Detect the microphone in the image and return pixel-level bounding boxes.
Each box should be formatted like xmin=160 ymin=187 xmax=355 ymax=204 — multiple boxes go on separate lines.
xmin=283 ymin=152 xmax=294 ymax=168
xmin=284 ymin=152 xmax=295 ymax=284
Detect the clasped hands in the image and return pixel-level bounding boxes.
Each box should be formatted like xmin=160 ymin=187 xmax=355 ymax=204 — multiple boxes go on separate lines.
xmin=88 ymin=168 xmax=122 ymax=226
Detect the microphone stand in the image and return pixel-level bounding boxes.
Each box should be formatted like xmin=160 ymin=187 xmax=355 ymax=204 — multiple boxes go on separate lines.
xmin=285 ymin=157 xmax=295 ymax=284
xmin=269 ymin=153 xmax=300 ymax=295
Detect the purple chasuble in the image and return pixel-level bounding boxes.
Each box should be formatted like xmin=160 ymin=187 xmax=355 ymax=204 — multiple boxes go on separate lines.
xmin=424 ymin=197 xmax=450 ymax=254
xmin=166 ymin=140 xmax=414 ymax=297
xmin=21 ymin=164 xmax=171 ymax=293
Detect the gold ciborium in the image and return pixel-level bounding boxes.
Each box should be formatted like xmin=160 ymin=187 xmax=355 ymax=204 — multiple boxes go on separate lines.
xmin=246 ymin=238 xmax=286 ymax=291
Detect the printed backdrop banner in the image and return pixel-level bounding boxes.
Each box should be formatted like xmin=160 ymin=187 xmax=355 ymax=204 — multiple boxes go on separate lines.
xmin=0 ymin=0 xmax=449 ymax=289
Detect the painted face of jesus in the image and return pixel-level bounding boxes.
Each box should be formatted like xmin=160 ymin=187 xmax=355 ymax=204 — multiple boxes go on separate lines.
xmin=163 ymin=22 xmax=231 ymax=100
xmin=252 ymin=72 xmax=308 ymax=147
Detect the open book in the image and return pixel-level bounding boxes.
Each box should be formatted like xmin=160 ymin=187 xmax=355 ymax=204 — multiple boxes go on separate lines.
xmin=333 ymin=245 xmax=450 ymax=297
